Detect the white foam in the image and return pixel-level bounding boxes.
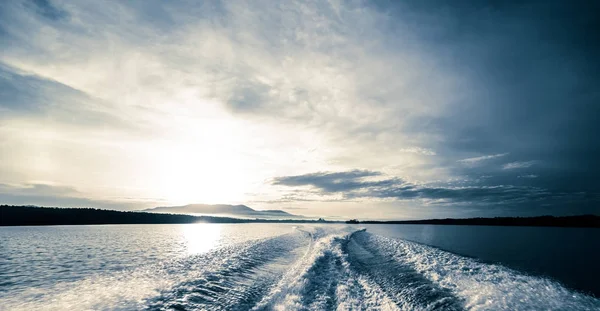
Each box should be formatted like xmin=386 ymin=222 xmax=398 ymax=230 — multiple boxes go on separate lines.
xmin=253 ymin=228 xmax=399 ymax=311
xmin=361 ymin=233 xmax=600 ymax=311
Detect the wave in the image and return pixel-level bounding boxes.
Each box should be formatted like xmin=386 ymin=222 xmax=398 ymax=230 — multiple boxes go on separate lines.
xmin=252 ymin=228 xmax=600 ymax=311
xmin=352 ymin=231 xmax=600 ymax=311
xmin=144 ymin=231 xmax=309 ymax=311
xmin=2 ymin=226 xmax=599 ymax=311
xmin=0 ymin=231 xmax=309 ymax=311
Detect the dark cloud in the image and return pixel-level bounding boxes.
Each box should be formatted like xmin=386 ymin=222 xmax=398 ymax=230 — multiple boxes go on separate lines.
xmin=273 ymin=170 xmax=598 ymax=213
xmin=218 ymin=0 xmax=600 ymax=213
xmin=226 ymin=79 xmax=272 ymax=113
xmin=0 ymin=63 xmax=60 ymax=112
xmin=273 ymin=170 xmax=391 ymax=193
xmin=374 ymin=1 xmax=600 ymax=203
xmin=28 ymin=0 xmax=69 ymax=21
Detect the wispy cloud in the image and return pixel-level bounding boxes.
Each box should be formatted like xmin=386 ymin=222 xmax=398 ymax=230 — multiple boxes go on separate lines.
xmin=400 ymin=147 xmax=437 ymax=156
xmin=503 ymin=161 xmax=536 ymax=170
xmin=518 ymin=174 xmax=538 ymax=179
xmin=458 ymin=153 xmax=508 ymax=164
xmin=0 ymin=183 xmax=153 ymax=210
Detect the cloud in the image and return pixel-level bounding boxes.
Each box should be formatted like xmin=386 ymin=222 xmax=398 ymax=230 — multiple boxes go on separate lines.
xmin=503 ymin=161 xmax=536 ymax=170
xmin=271 ymin=170 xmax=574 ymax=206
xmin=28 ymin=0 xmax=69 ymax=21
xmin=458 ymin=153 xmax=508 ymax=164
xmin=272 ymin=170 xmax=392 ymax=193
xmin=0 ymin=62 xmax=142 ymax=131
xmin=0 ymin=183 xmax=154 ymax=210
xmin=518 ymin=174 xmax=538 ymax=179
xmin=419 ymin=1 xmax=600 ymax=193
xmin=0 ymin=182 xmax=79 ymax=196
xmin=400 ymin=147 xmax=437 ymax=156
xmin=225 ymin=79 xmax=272 ymax=113
xmin=0 ymin=0 xmax=598 ymax=217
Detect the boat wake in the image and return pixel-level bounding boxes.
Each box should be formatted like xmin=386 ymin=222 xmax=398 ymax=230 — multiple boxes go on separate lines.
xmin=3 ymin=226 xmax=599 ymax=311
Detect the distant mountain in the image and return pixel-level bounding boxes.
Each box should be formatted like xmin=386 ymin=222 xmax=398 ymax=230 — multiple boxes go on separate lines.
xmin=142 ymin=204 xmax=301 ymax=219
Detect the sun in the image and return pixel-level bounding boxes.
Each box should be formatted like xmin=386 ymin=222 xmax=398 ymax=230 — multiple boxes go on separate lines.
xmin=156 ymin=143 xmax=249 ymax=205
xmin=144 ymin=115 xmax=253 ymax=206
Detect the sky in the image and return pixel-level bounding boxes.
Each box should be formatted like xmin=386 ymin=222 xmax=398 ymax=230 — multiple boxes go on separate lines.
xmin=1 ymin=0 xmax=599 ymax=220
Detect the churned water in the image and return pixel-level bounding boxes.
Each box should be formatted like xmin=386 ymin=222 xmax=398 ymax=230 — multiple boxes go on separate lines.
xmin=1 ymin=224 xmax=599 ymax=310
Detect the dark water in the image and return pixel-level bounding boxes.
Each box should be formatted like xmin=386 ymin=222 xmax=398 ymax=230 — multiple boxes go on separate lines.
xmin=363 ymin=224 xmax=600 ymax=297
xmin=1 ymin=223 xmax=599 ymax=310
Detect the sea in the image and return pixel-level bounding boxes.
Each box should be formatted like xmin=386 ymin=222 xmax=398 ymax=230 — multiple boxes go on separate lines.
xmin=1 ymin=224 xmax=599 ymax=310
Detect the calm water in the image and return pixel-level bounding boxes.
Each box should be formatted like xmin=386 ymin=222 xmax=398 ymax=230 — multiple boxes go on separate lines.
xmin=1 ymin=224 xmax=599 ymax=310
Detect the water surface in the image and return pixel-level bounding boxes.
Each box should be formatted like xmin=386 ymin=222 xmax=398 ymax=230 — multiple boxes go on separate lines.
xmin=364 ymin=224 xmax=600 ymax=297
xmin=1 ymin=223 xmax=599 ymax=310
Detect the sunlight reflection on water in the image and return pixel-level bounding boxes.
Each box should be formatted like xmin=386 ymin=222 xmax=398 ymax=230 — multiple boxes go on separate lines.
xmin=182 ymin=223 xmax=222 ymax=255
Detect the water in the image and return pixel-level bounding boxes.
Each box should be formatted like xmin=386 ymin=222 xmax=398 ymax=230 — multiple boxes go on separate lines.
xmin=363 ymin=224 xmax=600 ymax=298
xmin=1 ymin=224 xmax=599 ymax=310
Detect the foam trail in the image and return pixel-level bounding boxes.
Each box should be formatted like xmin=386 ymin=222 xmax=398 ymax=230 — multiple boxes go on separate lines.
xmin=351 ymin=231 xmax=600 ymax=311
xmin=345 ymin=232 xmax=463 ymax=310
xmin=254 ymin=227 xmax=404 ymax=311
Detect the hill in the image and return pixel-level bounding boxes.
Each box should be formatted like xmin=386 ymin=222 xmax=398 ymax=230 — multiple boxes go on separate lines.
xmin=143 ymin=204 xmax=300 ymax=219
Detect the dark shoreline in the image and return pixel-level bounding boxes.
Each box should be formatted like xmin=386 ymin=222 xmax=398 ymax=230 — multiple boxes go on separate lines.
xmin=0 ymin=205 xmax=328 ymax=226
xmin=359 ymin=215 xmax=600 ymax=228
xmin=1 ymin=205 xmax=599 ymax=228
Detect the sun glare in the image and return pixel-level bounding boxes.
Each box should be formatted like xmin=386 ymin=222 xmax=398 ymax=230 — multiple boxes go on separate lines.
xmin=148 ymin=116 xmax=252 ymax=205
xmin=182 ymin=223 xmax=222 ymax=255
